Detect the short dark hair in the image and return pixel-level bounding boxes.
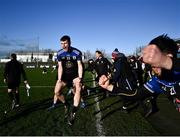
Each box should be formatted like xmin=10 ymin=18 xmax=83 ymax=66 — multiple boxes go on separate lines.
xmin=11 ymin=53 xmax=17 ymax=60
xmin=60 ymin=35 xmax=71 ymax=45
xmin=149 ymin=34 xmax=178 ymax=58
xmin=95 ymin=50 xmax=102 ymax=55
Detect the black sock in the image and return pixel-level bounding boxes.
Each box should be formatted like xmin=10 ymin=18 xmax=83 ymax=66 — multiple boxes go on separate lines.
xmin=15 ymin=92 xmax=20 ymax=104
xmin=72 ymin=106 xmax=78 ymax=113
xmin=63 ymin=101 xmax=69 ymax=107
xmin=8 ymin=92 xmax=14 ymax=102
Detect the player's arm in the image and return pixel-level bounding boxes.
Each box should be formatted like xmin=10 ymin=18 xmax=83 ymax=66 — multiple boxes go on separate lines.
xmin=58 ymin=61 xmax=63 ymax=82
xmin=3 ymin=63 xmax=8 ymax=83
xmin=77 ymin=60 xmax=83 ymax=79
xmin=21 ymin=63 xmax=27 ymax=82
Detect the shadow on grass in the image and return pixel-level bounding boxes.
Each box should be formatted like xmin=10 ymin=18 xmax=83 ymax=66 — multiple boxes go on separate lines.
xmin=85 ymin=94 xmax=107 ymax=108
xmin=100 ymin=101 xmax=141 ymax=121
xmin=0 ymin=98 xmax=60 ymax=126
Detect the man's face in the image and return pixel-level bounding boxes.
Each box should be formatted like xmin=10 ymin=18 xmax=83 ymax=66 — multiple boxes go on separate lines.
xmin=61 ymin=40 xmax=69 ymax=51
xmin=95 ymin=52 xmax=100 ymax=59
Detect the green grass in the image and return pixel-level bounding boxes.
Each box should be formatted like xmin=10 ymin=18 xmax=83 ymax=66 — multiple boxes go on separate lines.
xmin=0 ymin=67 xmax=180 ymax=135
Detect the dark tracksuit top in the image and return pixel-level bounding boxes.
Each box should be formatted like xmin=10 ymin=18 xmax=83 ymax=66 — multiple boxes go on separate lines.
xmin=4 ymin=59 xmax=27 ymax=89
xmin=111 ymin=56 xmax=137 ymax=91
xmin=94 ymin=57 xmax=112 ymax=79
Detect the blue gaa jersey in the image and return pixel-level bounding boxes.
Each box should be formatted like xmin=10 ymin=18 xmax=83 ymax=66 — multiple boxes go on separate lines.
xmin=157 ymin=71 xmax=180 ymax=88
xmin=144 ymin=71 xmax=180 ymax=94
xmin=57 ymin=46 xmax=82 ymax=75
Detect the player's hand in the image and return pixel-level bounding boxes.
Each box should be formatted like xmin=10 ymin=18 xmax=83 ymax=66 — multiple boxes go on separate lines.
xmin=99 ymin=75 xmax=108 ymax=85
xmin=4 ymin=79 xmax=6 ymax=83
xmin=24 ymin=82 xmax=30 ymax=97
xmin=57 ymin=79 xmax=62 ymax=83
xmin=78 ymin=77 xmax=83 ymax=83
xmin=73 ymin=77 xmax=82 ymax=84
xmin=26 ymin=83 xmax=31 ymax=90
xmin=142 ymin=44 xmax=172 ymax=69
xmin=24 ymin=80 xmax=28 ymax=84
xmin=99 ymin=75 xmax=110 ymax=89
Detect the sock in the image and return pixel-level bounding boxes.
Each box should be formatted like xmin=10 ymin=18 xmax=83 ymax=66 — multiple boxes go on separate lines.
xmin=8 ymin=92 xmax=14 ymax=102
xmin=72 ymin=106 xmax=78 ymax=113
xmin=63 ymin=101 xmax=69 ymax=108
xmin=53 ymin=99 xmax=57 ymax=105
xmin=53 ymin=102 xmax=57 ymax=106
xmin=15 ymin=92 xmax=20 ymax=104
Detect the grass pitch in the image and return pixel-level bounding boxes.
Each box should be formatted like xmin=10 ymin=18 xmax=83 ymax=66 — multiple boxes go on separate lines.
xmin=0 ymin=67 xmax=180 ymax=135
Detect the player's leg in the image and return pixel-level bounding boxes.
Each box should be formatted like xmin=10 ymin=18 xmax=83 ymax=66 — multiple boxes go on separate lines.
xmin=79 ymin=84 xmax=87 ymax=108
xmin=7 ymin=82 xmax=18 ymax=110
xmin=67 ymin=77 xmax=82 ymax=125
xmin=7 ymin=88 xmax=15 ymax=110
xmin=14 ymin=87 xmax=20 ymax=108
xmin=48 ymin=80 xmax=66 ymax=109
xmin=73 ymin=78 xmax=82 ymax=107
xmin=144 ymin=94 xmax=159 ymax=117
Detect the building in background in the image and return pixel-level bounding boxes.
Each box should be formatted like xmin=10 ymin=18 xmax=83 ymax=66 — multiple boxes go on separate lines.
xmin=0 ymin=51 xmax=85 ymax=63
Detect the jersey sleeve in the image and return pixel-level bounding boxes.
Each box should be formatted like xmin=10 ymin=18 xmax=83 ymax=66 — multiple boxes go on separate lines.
xmin=73 ymin=48 xmax=82 ymax=61
xmin=57 ymin=50 xmax=63 ymax=62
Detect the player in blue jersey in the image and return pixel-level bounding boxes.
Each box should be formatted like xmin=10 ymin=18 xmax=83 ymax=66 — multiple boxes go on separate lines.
xmin=49 ymin=35 xmax=83 ymax=125
xmin=99 ymin=34 xmax=180 ymax=117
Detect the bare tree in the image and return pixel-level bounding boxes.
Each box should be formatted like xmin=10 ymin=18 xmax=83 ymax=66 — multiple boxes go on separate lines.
xmin=84 ymin=50 xmax=94 ymax=60
xmin=134 ymin=46 xmax=144 ymax=56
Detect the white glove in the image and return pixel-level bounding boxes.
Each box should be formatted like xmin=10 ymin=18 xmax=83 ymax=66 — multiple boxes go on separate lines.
xmin=25 ymin=83 xmax=31 ymax=96
xmin=26 ymin=83 xmax=31 ymax=90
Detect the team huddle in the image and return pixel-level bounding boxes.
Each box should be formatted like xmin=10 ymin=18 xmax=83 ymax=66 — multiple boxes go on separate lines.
xmin=3 ymin=35 xmax=180 ymax=126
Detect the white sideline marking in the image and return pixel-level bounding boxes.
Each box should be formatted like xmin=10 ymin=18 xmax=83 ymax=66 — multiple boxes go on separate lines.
xmin=93 ymin=74 xmax=105 ymax=136
xmin=0 ymin=86 xmax=54 ymax=88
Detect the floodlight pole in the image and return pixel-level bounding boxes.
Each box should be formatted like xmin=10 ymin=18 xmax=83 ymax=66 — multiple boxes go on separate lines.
xmin=37 ymin=36 xmax=39 ymax=68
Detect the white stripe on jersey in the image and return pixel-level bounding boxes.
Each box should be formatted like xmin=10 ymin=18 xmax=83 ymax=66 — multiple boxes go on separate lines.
xmin=73 ymin=49 xmax=80 ymax=55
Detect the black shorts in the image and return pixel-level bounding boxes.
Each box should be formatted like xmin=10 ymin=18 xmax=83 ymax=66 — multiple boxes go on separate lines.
xmin=7 ymin=82 xmax=20 ymax=89
xmin=61 ymin=73 xmax=78 ymax=87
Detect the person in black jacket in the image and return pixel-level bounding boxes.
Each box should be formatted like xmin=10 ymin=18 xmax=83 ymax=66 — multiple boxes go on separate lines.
xmin=108 ymin=48 xmax=138 ymax=112
xmin=110 ymin=48 xmax=137 ymax=92
xmin=94 ymin=50 xmax=112 ymax=97
xmin=129 ymin=56 xmax=144 ymax=86
xmin=94 ymin=50 xmax=112 ymax=81
xmin=4 ymin=53 xmax=29 ymax=109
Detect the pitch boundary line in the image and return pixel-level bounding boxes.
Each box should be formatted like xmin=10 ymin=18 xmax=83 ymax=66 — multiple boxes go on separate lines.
xmin=93 ymin=74 xmax=105 ymax=136
xmin=0 ymin=86 xmax=54 ymax=88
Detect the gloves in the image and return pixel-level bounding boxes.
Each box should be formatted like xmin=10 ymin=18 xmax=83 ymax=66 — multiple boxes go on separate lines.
xmin=25 ymin=83 xmax=31 ymax=96
xmin=26 ymin=83 xmax=31 ymax=90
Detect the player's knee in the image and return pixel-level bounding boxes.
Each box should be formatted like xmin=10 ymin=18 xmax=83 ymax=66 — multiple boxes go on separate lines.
xmin=55 ymin=91 xmax=60 ymax=96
